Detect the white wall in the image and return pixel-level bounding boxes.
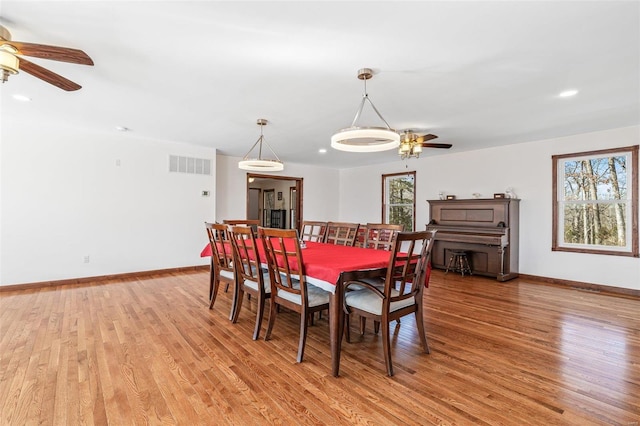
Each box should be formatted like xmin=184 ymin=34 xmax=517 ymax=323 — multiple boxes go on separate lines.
xmin=339 ymin=126 xmax=640 ymax=290
xmin=1 ymin=120 xmax=216 ymax=285
xmin=216 ymin=155 xmax=339 ymax=224
xmin=3 ymin=123 xmax=637 ymax=290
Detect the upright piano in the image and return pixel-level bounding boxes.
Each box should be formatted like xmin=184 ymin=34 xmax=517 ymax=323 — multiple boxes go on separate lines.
xmin=426 ymin=198 xmax=520 ymax=281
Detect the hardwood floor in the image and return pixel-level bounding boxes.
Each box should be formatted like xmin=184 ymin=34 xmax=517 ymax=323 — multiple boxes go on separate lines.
xmin=1 ymin=270 xmax=638 ymax=425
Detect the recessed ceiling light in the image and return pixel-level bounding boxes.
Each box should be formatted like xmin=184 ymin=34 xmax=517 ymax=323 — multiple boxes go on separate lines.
xmin=559 ymin=89 xmax=578 ymax=98
xmin=115 ymin=126 xmax=129 ymax=132
xmin=12 ymin=94 xmax=31 ymax=102
xmin=318 ymin=148 xmax=327 ymax=154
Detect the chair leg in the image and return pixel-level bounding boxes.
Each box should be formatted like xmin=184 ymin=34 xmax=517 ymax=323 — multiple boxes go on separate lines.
xmin=264 ymin=298 xmax=278 ymax=341
xmin=208 ymin=262 xmax=215 ymax=301
xmin=415 ymin=305 xmax=430 ymax=354
xmin=459 ymin=255 xmax=465 ymax=276
xmin=381 ymin=320 xmax=394 ymax=376
xmin=228 ymin=280 xmax=239 ymax=321
xmin=445 ymin=254 xmax=454 ymax=274
xmin=344 ymin=313 xmax=351 ymax=343
xmin=253 ymin=294 xmax=265 ymax=341
xmin=209 ymin=278 xmax=220 ymax=310
xmin=297 ymin=309 xmax=309 ymax=363
xmin=231 ymin=287 xmax=244 ymax=323
xmin=359 ymin=316 xmax=366 ymax=335
xmin=374 ymin=320 xmax=380 ymax=334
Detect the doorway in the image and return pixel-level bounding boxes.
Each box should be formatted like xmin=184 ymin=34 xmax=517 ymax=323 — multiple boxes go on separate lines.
xmin=246 ymin=173 xmax=303 ymax=231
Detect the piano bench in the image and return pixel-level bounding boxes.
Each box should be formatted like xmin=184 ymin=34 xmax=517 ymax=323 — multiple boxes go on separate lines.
xmin=445 ymin=250 xmax=472 ymax=276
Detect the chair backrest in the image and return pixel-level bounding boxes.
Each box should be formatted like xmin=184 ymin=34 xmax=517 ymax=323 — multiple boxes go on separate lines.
xmin=383 ymin=230 xmax=437 ymax=307
xmin=228 ymin=225 xmax=264 ymax=289
xmin=353 ymin=224 xmax=367 ymax=248
xmin=258 ymin=227 xmax=308 ymax=301
xmin=300 ymin=221 xmax=327 ymax=242
xmin=324 ymin=222 xmax=360 ymax=246
xmin=223 ymin=219 xmax=259 ymax=232
xmin=363 ymin=223 xmax=404 ymax=250
xmin=205 ymin=222 xmax=234 ymax=273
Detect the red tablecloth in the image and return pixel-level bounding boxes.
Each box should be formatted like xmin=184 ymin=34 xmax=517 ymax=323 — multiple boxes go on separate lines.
xmin=202 ymin=240 xmax=391 ymax=291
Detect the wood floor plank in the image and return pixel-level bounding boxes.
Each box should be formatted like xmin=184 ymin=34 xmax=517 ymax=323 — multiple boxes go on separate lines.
xmin=1 ymin=269 xmax=639 ymax=425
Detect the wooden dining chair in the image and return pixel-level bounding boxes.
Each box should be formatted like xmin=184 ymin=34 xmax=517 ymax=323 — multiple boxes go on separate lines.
xmin=324 ymin=222 xmax=360 ymax=246
xmin=228 ymin=225 xmax=271 ymax=340
xmin=204 ymin=222 xmax=236 ymax=314
xmin=258 ymin=227 xmax=330 ymax=363
xmin=343 ymin=230 xmax=437 ymax=376
xmin=300 ymin=221 xmax=327 ymax=242
xmin=363 ymin=223 xmax=404 ymax=250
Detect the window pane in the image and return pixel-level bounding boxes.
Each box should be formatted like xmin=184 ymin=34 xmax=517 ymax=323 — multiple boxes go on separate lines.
xmin=563 ymin=155 xmax=627 ymax=200
xmin=383 ymin=172 xmax=416 ymax=232
xmin=389 ymin=206 xmax=414 ymax=231
xmin=562 ymin=202 xmax=627 ymax=247
xmin=389 ymin=176 xmax=414 ymax=203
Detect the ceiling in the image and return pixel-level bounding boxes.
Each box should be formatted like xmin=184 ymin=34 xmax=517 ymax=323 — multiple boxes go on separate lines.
xmin=1 ymin=1 xmax=638 ymax=169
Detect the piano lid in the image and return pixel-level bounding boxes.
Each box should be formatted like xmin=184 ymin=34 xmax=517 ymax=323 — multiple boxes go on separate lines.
xmin=427 ymin=199 xmax=518 ymax=229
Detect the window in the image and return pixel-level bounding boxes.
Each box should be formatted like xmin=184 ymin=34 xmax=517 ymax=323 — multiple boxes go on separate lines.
xmin=552 ymin=145 xmax=638 ymax=257
xmin=382 ymin=171 xmax=416 ymax=231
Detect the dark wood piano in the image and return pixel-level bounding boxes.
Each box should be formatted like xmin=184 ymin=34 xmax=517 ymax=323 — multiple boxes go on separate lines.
xmin=426 ymin=198 xmax=520 ymax=281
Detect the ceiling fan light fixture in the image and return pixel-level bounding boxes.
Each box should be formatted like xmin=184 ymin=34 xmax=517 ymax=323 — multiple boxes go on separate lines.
xmin=0 ymin=50 xmax=19 ymax=83
xmin=399 ymin=139 xmax=411 ymax=154
xmin=238 ymin=119 xmax=284 ymax=172
xmin=332 ymin=68 xmax=400 ymax=153
xmin=398 ymin=131 xmax=426 ymax=160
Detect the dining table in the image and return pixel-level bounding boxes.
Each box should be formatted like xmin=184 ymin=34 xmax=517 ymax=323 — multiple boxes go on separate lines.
xmin=201 ymin=239 xmax=393 ymax=377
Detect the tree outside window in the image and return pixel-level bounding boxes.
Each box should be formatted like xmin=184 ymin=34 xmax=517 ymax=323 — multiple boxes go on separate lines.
xmin=552 ymin=146 xmax=638 ymax=257
xmin=382 ymin=172 xmax=415 ymax=232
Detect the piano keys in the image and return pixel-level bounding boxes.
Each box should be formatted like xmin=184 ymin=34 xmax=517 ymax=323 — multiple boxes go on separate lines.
xmin=426 ymin=198 xmax=520 ymax=281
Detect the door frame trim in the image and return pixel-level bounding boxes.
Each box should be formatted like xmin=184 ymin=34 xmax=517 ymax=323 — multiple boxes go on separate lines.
xmin=245 ymin=173 xmax=303 ymax=231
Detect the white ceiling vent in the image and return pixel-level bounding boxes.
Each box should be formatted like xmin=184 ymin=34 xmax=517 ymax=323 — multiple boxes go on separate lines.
xmin=169 ymin=155 xmax=211 ymax=175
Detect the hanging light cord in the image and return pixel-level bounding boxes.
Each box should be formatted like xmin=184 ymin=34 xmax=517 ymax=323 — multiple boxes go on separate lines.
xmin=350 ymin=76 xmax=393 ymax=129
xmin=242 ymin=123 xmax=282 ymax=162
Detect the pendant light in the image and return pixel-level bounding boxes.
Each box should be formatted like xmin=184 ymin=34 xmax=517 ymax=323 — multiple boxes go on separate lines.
xmin=331 ymin=68 xmax=400 ymax=152
xmin=238 ymin=119 xmax=284 ymax=172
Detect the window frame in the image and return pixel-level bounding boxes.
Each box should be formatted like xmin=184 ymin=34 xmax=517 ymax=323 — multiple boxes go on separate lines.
xmin=552 ymin=145 xmax=639 ymax=257
xmin=382 ymin=171 xmax=416 ymax=232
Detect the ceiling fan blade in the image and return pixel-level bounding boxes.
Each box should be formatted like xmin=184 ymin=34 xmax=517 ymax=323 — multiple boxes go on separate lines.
xmin=416 ymin=134 xmax=438 ymax=143
xmin=8 ymin=41 xmax=93 ymax=65
xmin=421 ymin=142 xmax=453 ymax=149
xmin=19 ymin=57 xmax=82 ymax=91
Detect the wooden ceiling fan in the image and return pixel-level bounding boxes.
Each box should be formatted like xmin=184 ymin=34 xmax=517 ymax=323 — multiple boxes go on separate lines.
xmin=399 ymin=130 xmax=452 ymax=159
xmin=0 ymin=25 xmax=93 ymax=91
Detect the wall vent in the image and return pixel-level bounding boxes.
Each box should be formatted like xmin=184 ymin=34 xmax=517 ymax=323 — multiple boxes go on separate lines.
xmin=169 ymin=155 xmax=212 ymax=175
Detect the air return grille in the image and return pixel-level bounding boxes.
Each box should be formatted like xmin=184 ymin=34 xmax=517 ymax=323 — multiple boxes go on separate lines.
xmin=169 ymin=155 xmax=212 ymax=175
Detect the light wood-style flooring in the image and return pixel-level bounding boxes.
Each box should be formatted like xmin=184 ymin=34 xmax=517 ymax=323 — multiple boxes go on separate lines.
xmin=1 ymin=270 xmax=639 ymax=425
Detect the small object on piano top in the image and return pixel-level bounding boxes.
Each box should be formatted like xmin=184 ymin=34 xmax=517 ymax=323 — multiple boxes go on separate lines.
xmin=446 ymin=195 xmax=456 ymax=200
xmin=494 ymin=193 xmax=505 ymax=199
